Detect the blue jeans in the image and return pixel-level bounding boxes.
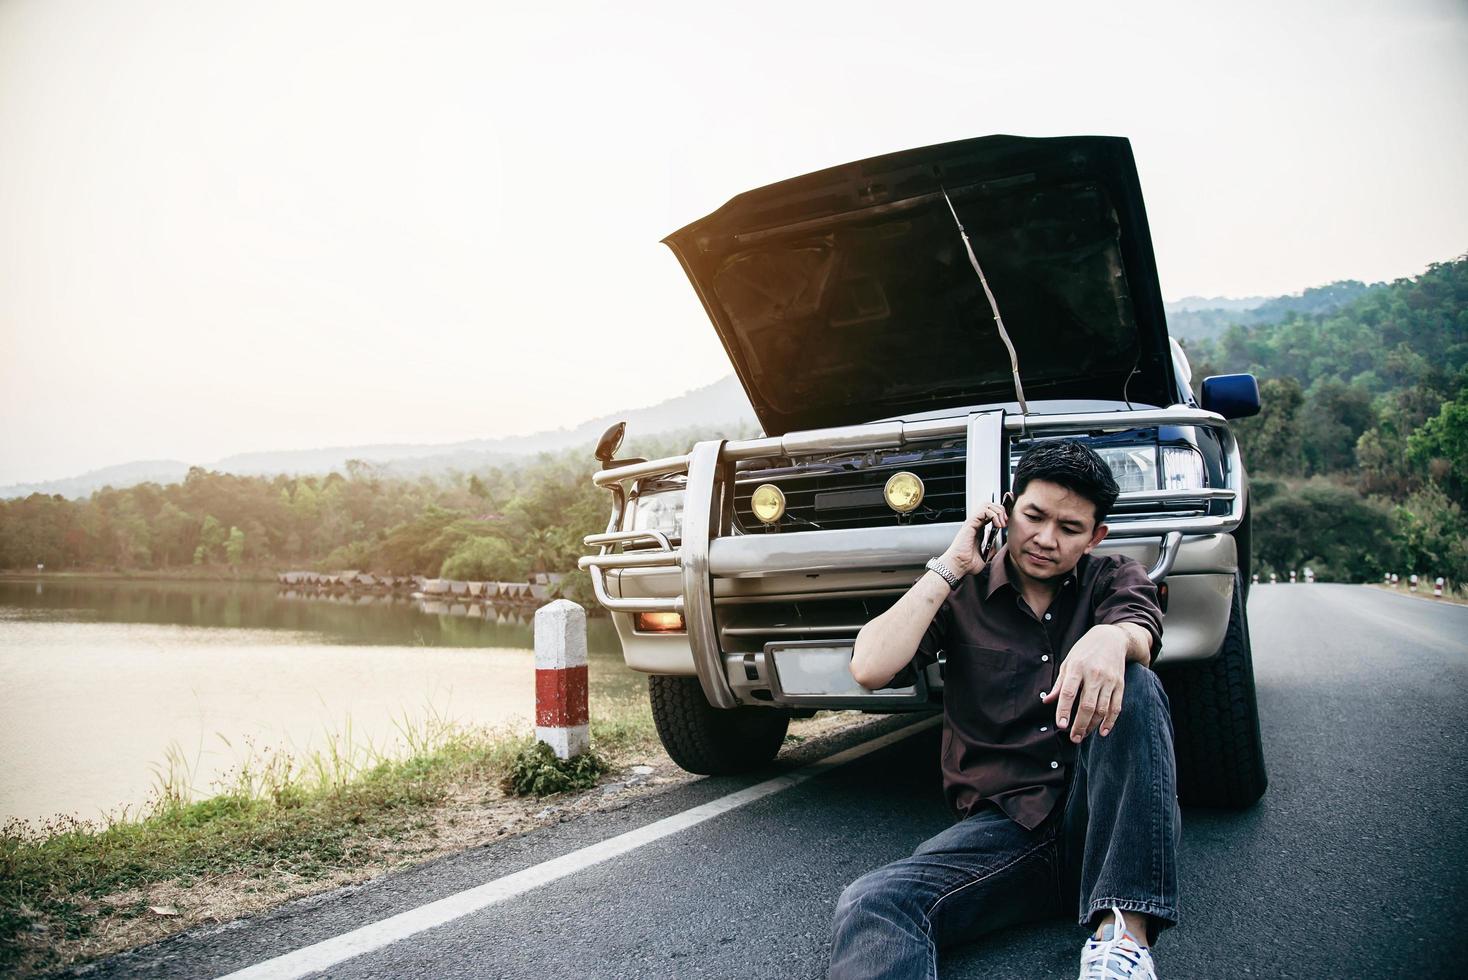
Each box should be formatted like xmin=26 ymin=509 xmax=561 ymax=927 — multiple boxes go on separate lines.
xmin=828 ymin=663 xmax=1181 ymax=980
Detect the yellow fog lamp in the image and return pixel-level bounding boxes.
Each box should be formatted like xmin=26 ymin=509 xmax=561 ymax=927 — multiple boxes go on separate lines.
xmin=750 ymin=484 xmax=786 ymax=524
xmin=884 ymin=471 xmax=925 ymax=513
xmin=635 ymin=611 xmax=686 ymax=633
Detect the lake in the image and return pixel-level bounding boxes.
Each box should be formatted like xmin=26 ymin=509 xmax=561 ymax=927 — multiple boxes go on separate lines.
xmin=0 ymin=578 xmax=642 ymax=827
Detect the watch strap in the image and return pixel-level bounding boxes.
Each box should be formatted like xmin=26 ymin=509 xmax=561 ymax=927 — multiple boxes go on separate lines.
xmin=925 ymin=557 xmax=961 ymax=590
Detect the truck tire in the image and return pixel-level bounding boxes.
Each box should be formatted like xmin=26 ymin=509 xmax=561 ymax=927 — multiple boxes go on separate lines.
xmin=1158 ymin=573 xmax=1268 ymax=808
xmin=648 ymin=674 xmax=790 ymax=775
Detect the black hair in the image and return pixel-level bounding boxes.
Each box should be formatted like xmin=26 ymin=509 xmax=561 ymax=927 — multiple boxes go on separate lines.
xmin=1010 ymin=440 xmax=1120 ymax=525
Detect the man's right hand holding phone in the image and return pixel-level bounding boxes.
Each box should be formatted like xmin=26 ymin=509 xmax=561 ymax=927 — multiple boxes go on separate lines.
xmin=937 ymin=501 xmax=1008 ymax=578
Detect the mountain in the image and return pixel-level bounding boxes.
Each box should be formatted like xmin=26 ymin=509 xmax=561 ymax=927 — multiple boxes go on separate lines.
xmin=1165 ymin=295 xmax=1269 ymax=314
xmin=0 ymin=460 xmax=196 ymax=502
xmin=1 ymin=375 xmax=759 ymax=499
xmin=1165 ymin=280 xmax=1385 ymax=342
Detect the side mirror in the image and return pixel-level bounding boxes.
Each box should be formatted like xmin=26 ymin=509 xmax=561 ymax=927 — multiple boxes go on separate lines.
xmin=595 ymin=422 xmax=626 ymax=463
xmin=1201 ymin=374 xmax=1261 ymax=419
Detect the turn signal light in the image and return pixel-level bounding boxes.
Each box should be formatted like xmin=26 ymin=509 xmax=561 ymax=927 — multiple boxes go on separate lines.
xmin=635 ymin=611 xmax=686 ymax=633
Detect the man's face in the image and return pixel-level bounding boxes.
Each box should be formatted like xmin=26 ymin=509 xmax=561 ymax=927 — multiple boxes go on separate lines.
xmin=1006 ymin=478 xmax=1109 ymax=586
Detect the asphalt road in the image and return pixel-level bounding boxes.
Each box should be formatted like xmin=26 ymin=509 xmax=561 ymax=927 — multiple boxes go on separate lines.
xmin=70 ymin=584 xmax=1468 ymax=980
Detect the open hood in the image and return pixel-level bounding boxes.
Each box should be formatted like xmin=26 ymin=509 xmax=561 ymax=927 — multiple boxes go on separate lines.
xmin=663 ymin=135 xmax=1177 ymax=437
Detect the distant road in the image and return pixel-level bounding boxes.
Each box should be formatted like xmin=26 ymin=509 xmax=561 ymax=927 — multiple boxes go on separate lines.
xmin=73 ymin=584 xmax=1468 ymax=979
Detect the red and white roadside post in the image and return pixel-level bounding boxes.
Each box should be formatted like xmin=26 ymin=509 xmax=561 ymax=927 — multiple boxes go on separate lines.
xmin=1410 ymin=573 xmax=1419 ymax=593
xmin=1436 ymin=577 xmax=1445 ymax=598
xmin=1391 ymin=573 xmax=1400 ymax=588
xmin=1289 ymin=570 xmax=1297 ymax=584
xmin=534 ymin=599 xmax=590 ymax=759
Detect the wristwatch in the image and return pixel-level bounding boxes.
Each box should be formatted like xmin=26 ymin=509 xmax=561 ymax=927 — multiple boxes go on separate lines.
xmin=925 ymin=556 xmax=962 ymax=590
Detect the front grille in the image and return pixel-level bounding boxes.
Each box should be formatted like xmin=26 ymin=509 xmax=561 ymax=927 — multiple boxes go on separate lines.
xmin=733 ymin=443 xmax=967 ymax=532
xmin=714 ymin=594 xmax=900 ymax=655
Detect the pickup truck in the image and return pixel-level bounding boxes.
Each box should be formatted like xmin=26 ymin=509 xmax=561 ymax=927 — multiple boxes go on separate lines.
xmin=580 ymin=134 xmax=1267 ymax=808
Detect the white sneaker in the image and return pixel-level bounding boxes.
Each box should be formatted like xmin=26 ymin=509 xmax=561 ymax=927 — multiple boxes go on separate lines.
xmin=1077 ymin=907 xmax=1158 ymax=980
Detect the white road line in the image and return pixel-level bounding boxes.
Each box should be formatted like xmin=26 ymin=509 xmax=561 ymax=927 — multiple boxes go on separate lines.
xmin=215 ymin=713 xmax=942 ymax=980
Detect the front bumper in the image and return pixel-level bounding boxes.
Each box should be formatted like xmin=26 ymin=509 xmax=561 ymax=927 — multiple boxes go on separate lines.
xmin=582 ymin=409 xmax=1245 ymax=711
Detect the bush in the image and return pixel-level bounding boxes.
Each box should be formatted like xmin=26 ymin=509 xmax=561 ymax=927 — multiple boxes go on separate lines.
xmin=1393 ymin=483 xmax=1468 ymax=585
xmin=500 ymin=741 xmax=609 ymax=797
xmin=440 ymin=535 xmax=529 ymax=581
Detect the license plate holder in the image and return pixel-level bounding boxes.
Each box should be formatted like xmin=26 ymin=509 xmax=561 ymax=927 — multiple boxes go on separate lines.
xmin=765 ymin=639 xmax=929 ymax=706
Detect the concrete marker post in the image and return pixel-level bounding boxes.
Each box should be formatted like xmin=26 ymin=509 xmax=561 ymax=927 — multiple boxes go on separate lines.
xmin=1410 ymin=573 xmax=1419 ymax=593
xmin=1391 ymin=573 xmax=1399 ymax=588
xmin=1252 ymin=573 xmax=1259 ymax=585
xmin=1435 ymin=577 xmax=1445 ymax=598
xmin=1289 ymin=570 xmax=1297 ymax=584
xmin=534 ymin=599 xmax=590 ymax=759
xmin=1270 ymin=572 xmax=1277 ymax=584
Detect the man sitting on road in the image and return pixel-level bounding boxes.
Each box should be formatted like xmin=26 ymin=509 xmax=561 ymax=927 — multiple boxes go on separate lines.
xmin=828 ymin=440 xmax=1179 ymax=980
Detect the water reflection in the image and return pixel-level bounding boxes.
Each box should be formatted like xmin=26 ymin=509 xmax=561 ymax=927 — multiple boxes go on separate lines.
xmin=3 ymin=579 xmax=622 ymax=655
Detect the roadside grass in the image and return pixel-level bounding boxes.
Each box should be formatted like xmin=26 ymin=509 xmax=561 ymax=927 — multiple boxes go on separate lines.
xmin=0 ymin=690 xmax=663 ymax=977
xmin=1367 ymin=581 xmax=1468 ymax=606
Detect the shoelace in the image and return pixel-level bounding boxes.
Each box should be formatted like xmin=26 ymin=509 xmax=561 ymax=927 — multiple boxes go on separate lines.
xmin=1079 ymin=908 xmax=1156 ymax=980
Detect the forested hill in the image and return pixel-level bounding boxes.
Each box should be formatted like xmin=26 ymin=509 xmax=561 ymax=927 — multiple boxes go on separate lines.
xmin=1166 ymin=279 xmax=1384 ymax=341
xmin=0 ymin=426 xmax=756 ymax=606
xmin=1181 ymin=255 xmax=1467 ymax=585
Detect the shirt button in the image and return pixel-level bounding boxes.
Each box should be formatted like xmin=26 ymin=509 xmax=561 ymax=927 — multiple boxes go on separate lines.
xmin=1040 ymin=691 xmax=1048 ymax=700
xmin=1041 ymin=726 xmax=1049 ymax=732
xmin=1044 ymin=613 xmax=1052 ymax=621
xmin=1050 ymin=761 xmax=1059 ymax=769
xmin=1041 ymin=654 xmax=1050 ymax=662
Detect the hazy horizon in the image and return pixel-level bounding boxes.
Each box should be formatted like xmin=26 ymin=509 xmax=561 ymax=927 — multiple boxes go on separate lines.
xmin=3 ymin=0 xmax=1465 ymax=485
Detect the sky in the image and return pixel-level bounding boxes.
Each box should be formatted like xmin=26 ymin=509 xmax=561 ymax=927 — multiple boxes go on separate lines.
xmin=1 ymin=0 xmax=1465 ymax=486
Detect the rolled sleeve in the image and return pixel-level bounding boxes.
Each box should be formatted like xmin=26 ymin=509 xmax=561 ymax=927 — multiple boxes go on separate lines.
xmin=1094 ymin=558 xmax=1164 ymax=663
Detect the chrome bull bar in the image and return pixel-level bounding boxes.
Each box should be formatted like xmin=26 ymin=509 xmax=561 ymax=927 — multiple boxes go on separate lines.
xmin=580 ymin=408 xmax=1244 ymax=709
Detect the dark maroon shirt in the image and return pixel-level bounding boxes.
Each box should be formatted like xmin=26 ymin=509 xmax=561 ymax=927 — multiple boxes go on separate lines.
xmin=912 ymin=545 xmax=1164 ymax=830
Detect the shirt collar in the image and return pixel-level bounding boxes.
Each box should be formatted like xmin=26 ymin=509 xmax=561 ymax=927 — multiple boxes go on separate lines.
xmin=983 ymin=544 xmax=1082 ymax=600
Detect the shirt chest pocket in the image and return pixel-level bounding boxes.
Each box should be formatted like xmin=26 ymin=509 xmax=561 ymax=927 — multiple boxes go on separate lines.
xmin=947 ymin=643 xmax=1030 ymax=732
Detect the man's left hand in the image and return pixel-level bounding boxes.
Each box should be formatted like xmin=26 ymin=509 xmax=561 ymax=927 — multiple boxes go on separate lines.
xmin=1042 ymin=624 xmax=1130 ymax=743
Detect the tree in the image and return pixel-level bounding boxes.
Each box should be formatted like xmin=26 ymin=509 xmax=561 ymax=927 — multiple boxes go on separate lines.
xmin=225 ymin=526 xmax=246 ymax=566
xmin=1253 ymin=480 xmax=1398 ymax=582
xmin=440 ymin=535 xmax=530 ymax=581
xmin=1407 ymin=397 xmax=1468 ymax=506
xmin=1299 ymin=379 xmax=1376 ymax=475
xmin=1236 ymin=377 xmax=1305 ymax=476
xmin=195 ymin=515 xmax=227 ymax=564
xmin=1392 ymin=483 xmax=1468 ymax=585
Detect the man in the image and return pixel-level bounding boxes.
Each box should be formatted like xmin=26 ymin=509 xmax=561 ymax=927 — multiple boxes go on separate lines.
xmin=828 ymin=440 xmax=1179 ymax=980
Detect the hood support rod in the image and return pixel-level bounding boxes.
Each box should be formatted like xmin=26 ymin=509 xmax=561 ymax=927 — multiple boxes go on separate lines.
xmin=940 ymin=186 xmax=1029 ymax=417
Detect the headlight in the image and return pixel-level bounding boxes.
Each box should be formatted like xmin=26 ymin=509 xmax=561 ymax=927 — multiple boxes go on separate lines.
xmin=1012 ymin=440 xmax=1208 ymax=495
xmin=1160 ymin=446 xmax=1206 ymax=490
xmin=1093 ymin=446 xmax=1159 ymax=494
xmin=626 ymin=489 xmax=685 ymax=541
